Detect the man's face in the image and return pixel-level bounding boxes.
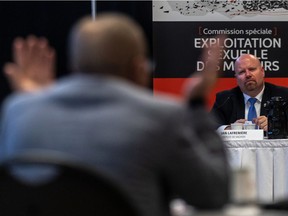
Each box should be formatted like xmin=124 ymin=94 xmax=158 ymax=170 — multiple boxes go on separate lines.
xmin=234 ymin=55 xmax=265 ymax=96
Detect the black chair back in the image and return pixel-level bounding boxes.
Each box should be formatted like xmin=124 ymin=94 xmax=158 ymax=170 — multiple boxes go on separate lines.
xmin=0 ymin=156 xmax=139 ymax=216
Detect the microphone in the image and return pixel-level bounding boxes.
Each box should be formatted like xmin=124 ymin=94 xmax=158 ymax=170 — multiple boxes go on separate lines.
xmin=214 ymin=94 xmax=234 ymax=110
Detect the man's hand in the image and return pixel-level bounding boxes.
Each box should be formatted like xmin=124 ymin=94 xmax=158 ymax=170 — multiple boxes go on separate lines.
xmin=234 ymin=117 xmax=267 ymax=131
xmin=235 ymin=119 xmax=246 ymax=124
xmin=184 ymin=35 xmax=226 ymax=101
xmin=3 ymin=35 xmax=55 ymax=92
xmin=254 ymin=116 xmax=268 ymax=131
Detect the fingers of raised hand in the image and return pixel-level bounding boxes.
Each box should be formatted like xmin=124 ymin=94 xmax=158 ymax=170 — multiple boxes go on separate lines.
xmin=8 ymin=35 xmax=55 ymax=92
xmin=201 ymin=35 xmax=226 ymax=75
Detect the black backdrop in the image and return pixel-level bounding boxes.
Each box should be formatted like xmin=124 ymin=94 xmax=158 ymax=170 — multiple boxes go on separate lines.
xmin=0 ymin=1 xmax=152 ymax=104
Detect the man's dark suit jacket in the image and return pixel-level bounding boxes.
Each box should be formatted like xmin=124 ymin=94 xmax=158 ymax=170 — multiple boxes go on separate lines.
xmin=211 ymin=82 xmax=288 ymax=126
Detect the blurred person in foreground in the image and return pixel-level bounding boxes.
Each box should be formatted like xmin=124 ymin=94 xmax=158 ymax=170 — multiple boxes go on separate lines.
xmin=0 ymin=13 xmax=229 ymax=216
xmin=211 ymin=54 xmax=288 ymax=131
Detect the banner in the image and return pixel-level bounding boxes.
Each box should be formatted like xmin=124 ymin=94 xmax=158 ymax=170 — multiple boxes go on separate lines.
xmin=153 ymin=0 xmax=288 ymax=107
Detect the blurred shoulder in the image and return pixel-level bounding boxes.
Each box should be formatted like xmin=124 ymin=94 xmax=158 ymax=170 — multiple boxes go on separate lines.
xmin=122 ymin=82 xmax=186 ymax=115
xmin=3 ymin=91 xmax=43 ymax=112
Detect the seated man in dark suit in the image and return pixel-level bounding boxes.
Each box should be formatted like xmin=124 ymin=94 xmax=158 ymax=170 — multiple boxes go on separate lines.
xmin=0 ymin=13 xmax=229 ymax=216
xmin=211 ymin=54 xmax=288 ymax=131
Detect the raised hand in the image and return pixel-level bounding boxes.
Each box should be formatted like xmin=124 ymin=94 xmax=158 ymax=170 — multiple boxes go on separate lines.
xmin=184 ymin=35 xmax=226 ymax=101
xmin=3 ymin=35 xmax=55 ymax=92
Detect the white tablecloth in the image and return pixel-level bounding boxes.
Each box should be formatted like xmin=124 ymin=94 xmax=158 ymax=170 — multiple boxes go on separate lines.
xmin=226 ymin=139 xmax=288 ymax=203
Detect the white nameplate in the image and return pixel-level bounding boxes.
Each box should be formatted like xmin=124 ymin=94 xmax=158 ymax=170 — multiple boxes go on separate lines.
xmin=219 ymin=130 xmax=264 ymax=141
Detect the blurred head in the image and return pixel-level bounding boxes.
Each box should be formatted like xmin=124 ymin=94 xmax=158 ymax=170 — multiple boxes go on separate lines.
xmin=68 ymin=13 xmax=149 ymax=87
xmin=234 ymin=54 xmax=265 ymax=97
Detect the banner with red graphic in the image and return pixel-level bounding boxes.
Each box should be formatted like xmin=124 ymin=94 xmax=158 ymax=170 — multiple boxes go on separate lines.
xmin=153 ymin=0 xmax=288 ymax=108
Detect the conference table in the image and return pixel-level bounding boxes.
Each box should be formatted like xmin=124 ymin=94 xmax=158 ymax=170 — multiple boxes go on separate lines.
xmin=225 ymin=138 xmax=288 ymax=203
xmin=171 ymin=200 xmax=288 ymax=216
xmin=191 ymin=206 xmax=288 ymax=216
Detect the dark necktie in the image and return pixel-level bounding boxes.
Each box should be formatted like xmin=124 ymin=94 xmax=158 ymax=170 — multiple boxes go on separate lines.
xmin=248 ymin=98 xmax=257 ymax=121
